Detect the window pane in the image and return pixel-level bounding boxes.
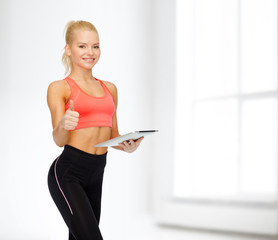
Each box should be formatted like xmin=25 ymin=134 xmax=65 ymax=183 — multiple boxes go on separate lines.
xmin=241 ymin=98 xmax=277 ymax=194
xmin=176 ymin=99 xmax=239 ymax=198
xmin=174 ymin=0 xmax=277 ymax=203
xmin=241 ymin=0 xmax=277 ymax=93
xmin=194 ymin=0 xmax=238 ymax=99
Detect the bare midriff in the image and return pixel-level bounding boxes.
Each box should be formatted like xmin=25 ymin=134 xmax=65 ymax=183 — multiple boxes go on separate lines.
xmin=66 ymin=126 xmax=111 ymax=155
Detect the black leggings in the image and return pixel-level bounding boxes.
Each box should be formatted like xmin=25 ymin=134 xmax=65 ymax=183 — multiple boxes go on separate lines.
xmin=47 ymin=144 xmax=107 ymax=240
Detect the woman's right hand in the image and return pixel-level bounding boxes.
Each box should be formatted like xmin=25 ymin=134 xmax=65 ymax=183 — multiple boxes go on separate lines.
xmin=61 ymin=100 xmax=79 ymax=130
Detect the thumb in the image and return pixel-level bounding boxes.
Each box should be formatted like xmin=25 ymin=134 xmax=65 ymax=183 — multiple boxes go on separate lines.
xmin=69 ymin=99 xmax=74 ymax=111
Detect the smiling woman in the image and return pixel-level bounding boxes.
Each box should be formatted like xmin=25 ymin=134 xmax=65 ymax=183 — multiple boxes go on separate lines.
xmin=46 ymin=20 xmax=144 ymax=240
xmin=61 ymin=20 xmax=100 ymax=76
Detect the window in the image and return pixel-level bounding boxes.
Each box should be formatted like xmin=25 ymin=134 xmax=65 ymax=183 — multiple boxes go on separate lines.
xmin=155 ymin=0 xmax=278 ymax=235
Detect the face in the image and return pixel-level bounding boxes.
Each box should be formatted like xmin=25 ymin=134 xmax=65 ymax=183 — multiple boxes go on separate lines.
xmin=65 ymin=29 xmax=100 ymax=71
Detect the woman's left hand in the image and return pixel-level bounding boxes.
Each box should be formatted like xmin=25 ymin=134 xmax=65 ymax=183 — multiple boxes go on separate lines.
xmin=118 ymin=136 xmax=144 ymax=153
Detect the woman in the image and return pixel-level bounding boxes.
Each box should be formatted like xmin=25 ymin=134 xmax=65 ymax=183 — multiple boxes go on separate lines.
xmin=47 ymin=20 xmax=143 ymax=240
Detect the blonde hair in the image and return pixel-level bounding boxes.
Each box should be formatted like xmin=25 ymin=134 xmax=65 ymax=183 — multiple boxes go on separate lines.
xmin=62 ymin=20 xmax=98 ymax=76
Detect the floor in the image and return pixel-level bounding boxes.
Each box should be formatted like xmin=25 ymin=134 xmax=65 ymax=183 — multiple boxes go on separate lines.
xmin=123 ymin=214 xmax=277 ymax=240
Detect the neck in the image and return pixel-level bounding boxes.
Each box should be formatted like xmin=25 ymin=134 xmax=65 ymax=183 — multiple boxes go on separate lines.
xmin=69 ymin=68 xmax=95 ymax=82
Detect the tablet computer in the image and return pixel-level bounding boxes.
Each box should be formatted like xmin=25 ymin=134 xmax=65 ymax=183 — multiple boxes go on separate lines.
xmin=94 ymin=130 xmax=159 ymax=147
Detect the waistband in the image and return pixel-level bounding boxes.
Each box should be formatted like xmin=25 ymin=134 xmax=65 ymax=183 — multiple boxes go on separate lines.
xmin=64 ymin=144 xmax=108 ymax=160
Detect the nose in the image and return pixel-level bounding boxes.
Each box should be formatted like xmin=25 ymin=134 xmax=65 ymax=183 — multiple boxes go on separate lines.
xmin=87 ymin=47 xmax=95 ymax=56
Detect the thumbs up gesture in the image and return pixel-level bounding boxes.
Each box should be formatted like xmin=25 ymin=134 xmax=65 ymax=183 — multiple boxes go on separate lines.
xmin=61 ymin=100 xmax=79 ymax=130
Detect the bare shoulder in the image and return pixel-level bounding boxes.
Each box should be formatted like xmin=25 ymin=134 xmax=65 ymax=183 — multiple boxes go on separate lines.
xmin=47 ymin=79 xmax=70 ymax=109
xmin=102 ymin=80 xmax=117 ymax=90
xmin=102 ymin=80 xmax=117 ymax=95
xmin=47 ymin=79 xmax=69 ymax=92
xmin=47 ymin=79 xmax=70 ymax=102
xmin=46 ymin=79 xmax=70 ymax=130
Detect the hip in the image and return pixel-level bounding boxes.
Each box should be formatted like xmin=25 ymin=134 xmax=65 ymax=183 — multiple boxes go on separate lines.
xmin=49 ymin=144 xmax=107 ymax=186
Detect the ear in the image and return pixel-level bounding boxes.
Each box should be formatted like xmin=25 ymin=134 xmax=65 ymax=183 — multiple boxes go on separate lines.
xmin=65 ymin=44 xmax=71 ymax=57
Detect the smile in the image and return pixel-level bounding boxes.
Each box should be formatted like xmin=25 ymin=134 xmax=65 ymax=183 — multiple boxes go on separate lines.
xmin=83 ymin=58 xmax=95 ymax=62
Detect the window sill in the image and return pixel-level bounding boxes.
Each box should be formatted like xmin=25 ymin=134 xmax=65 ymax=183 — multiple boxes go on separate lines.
xmin=154 ymin=197 xmax=278 ymax=235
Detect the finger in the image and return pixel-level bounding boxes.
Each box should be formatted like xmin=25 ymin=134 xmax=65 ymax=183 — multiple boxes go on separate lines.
xmin=65 ymin=123 xmax=76 ymax=130
xmin=69 ymin=99 xmax=74 ymax=111
xmin=124 ymin=141 xmax=134 ymax=151
xmin=118 ymin=143 xmax=125 ymax=148
xmin=70 ymin=117 xmax=79 ymax=123
xmin=128 ymin=141 xmax=137 ymax=150
xmin=65 ymin=114 xmax=79 ymax=122
xmin=129 ymin=139 xmax=136 ymax=146
xmin=68 ymin=125 xmax=76 ymax=130
xmin=135 ymin=136 xmax=144 ymax=145
xmin=69 ymin=111 xmax=79 ymax=118
xmin=65 ymin=120 xmax=78 ymax=127
xmin=122 ymin=141 xmax=130 ymax=147
xmin=118 ymin=143 xmax=129 ymax=152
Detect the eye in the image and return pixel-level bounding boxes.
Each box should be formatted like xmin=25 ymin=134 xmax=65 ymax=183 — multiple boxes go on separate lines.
xmin=94 ymin=46 xmax=99 ymax=49
xmin=79 ymin=45 xmax=85 ymax=48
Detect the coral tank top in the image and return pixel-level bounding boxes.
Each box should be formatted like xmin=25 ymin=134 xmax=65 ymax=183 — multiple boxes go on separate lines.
xmin=64 ymin=76 xmax=115 ymax=130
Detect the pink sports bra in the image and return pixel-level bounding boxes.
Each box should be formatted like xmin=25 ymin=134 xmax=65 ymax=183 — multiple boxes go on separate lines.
xmin=64 ymin=76 xmax=115 ymax=130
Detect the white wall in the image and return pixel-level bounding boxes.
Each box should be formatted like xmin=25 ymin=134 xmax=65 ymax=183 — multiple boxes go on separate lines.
xmin=152 ymin=0 xmax=177 ymax=213
xmin=0 ymin=0 xmax=157 ymax=239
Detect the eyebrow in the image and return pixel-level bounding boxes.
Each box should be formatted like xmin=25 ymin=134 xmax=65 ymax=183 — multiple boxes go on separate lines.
xmin=77 ymin=42 xmax=99 ymax=45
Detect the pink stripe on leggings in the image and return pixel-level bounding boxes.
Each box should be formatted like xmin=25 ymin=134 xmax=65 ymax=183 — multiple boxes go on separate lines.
xmin=54 ymin=155 xmax=73 ymax=215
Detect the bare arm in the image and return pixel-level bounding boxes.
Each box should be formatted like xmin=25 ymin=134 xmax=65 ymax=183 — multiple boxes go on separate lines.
xmin=104 ymin=81 xmax=144 ymax=152
xmin=104 ymin=81 xmax=122 ymax=150
xmin=47 ymin=80 xmax=79 ymax=147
